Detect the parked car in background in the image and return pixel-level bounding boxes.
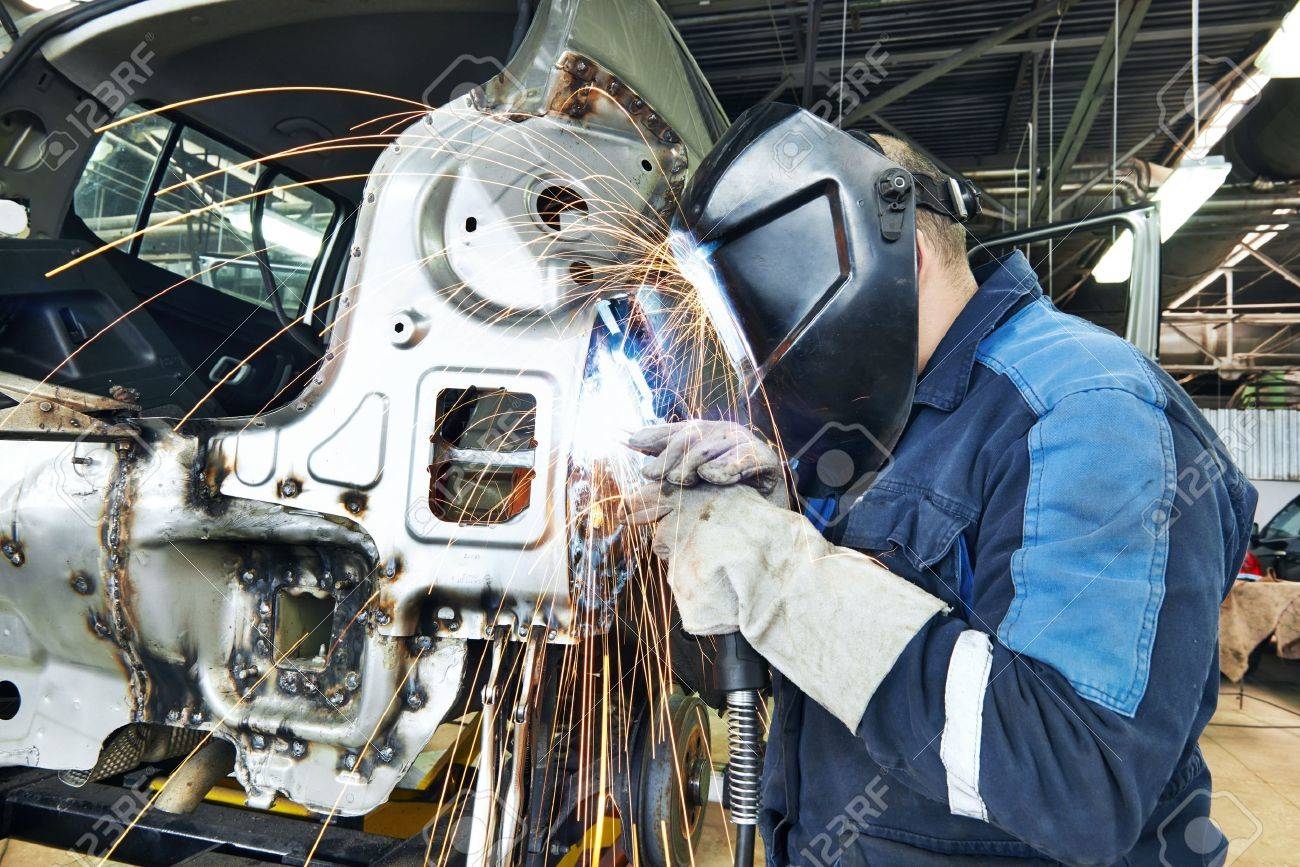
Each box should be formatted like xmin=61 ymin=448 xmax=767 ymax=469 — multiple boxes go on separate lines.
xmin=1252 ymin=493 xmax=1300 ymax=581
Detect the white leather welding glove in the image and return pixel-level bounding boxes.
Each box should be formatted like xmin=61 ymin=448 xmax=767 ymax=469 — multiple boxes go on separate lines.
xmin=628 ymin=421 xmax=788 ymax=506
xmin=624 ymin=482 xmax=948 ymax=730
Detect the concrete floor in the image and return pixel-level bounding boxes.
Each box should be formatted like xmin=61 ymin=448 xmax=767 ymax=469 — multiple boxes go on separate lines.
xmin=1202 ymin=655 xmax=1300 ymax=866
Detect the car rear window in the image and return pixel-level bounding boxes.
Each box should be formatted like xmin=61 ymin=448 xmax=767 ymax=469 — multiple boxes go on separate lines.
xmin=1265 ymin=498 xmax=1300 ymax=539
xmin=74 ymin=108 xmax=337 ymax=316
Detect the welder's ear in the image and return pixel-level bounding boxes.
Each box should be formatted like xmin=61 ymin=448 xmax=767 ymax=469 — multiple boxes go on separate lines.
xmin=913 ymin=221 xmax=928 ymax=274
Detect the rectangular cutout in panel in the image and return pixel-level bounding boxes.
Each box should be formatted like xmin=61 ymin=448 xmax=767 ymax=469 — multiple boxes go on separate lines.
xmin=274 ymin=590 xmax=335 ymax=666
xmin=430 ymin=387 xmax=537 ymax=524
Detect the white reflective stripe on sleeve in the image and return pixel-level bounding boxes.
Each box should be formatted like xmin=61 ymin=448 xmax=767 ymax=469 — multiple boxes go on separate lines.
xmin=940 ymin=629 xmax=994 ymax=821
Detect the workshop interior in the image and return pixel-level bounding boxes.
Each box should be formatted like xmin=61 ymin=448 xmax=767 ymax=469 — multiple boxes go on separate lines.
xmin=0 ymin=0 xmax=1298 ymax=864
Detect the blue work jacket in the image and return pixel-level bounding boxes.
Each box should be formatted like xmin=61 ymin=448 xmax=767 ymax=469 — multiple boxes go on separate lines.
xmin=760 ymin=251 xmax=1256 ymax=866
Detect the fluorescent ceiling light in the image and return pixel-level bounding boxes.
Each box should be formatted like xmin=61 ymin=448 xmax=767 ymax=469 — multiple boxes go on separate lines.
xmin=1092 ymin=157 xmax=1232 ymax=283
xmin=15 ymin=0 xmax=76 ymax=10
xmin=1224 ymin=226 xmax=1284 ymax=267
xmin=1185 ymin=69 xmax=1271 ymax=160
xmin=1151 ymin=157 xmax=1233 ymax=241
xmin=1096 ymin=5 xmax=1296 ymax=286
xmin=1257 ymin=2 xmax=1300 ymax=78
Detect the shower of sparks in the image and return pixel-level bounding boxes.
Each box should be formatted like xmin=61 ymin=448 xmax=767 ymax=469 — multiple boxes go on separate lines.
xmin=6 ymin=80 xmax=785 ymax=867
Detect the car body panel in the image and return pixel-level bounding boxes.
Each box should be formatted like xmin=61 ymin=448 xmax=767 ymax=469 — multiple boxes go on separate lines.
xmin=0 ymin=0 xmax=727 ymax=817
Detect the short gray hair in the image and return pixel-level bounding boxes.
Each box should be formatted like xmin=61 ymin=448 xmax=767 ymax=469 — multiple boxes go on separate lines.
xmin=872 ymin=134 xmax=968 ymax=271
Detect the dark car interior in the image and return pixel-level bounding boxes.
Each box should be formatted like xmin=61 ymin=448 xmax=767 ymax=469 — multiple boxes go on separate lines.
xmin=0 ymin=0 xmax=523 ymax=417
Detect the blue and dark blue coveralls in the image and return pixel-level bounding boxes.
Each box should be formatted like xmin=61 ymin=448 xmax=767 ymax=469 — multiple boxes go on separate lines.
xmin=762 ymin=251 xmax=1257 ymax=866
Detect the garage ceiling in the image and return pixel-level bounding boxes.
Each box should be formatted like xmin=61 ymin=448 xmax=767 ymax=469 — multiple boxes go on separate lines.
xmin=664 ymin=0 xmax=1300 ymax=406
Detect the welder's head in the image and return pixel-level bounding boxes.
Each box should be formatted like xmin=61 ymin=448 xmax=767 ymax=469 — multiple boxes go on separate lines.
xmin=669 ymin=103 xmax=981 ymax=498
xmin=871 ymin=135 xmax=970 ymax=277
xmin=870 ymin=135 xmax=980 ymax=370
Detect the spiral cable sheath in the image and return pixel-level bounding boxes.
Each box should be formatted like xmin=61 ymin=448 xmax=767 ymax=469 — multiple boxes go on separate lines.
xmin=725 ymin=690 xmax=763 ymax=826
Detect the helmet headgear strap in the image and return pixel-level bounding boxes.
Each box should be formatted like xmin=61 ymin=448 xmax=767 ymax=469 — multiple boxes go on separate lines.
xmin=911 ymin=172 xmax=983 ymax=224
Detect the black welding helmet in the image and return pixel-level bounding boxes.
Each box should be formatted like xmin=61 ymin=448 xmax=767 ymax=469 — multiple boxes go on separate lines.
xmin=667 ymin=102 xmax=979 ymax=499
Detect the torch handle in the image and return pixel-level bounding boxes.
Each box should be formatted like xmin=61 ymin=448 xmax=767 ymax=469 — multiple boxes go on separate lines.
xmin=713 ymin=632 xmax=767 ymax=867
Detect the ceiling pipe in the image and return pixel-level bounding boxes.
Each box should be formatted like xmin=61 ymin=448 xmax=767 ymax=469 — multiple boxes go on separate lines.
xmin=966 ymin=160 xmax=1150 ymax=183
xmin=1202 ymin=197 xmax=1300 ymax=210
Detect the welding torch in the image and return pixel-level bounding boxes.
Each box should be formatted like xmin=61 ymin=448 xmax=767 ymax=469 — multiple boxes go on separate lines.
xmin=621 ymin=428 xmax=768 ymax=867
xmin=648 ymin=100 xmax=936 ymax=867
xmin=710 ymin=631 xmax=768 ymax=867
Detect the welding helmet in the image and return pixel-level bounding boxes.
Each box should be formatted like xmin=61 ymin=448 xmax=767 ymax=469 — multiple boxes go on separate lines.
xmin=671 ymin=102 xmax=980 ymax=499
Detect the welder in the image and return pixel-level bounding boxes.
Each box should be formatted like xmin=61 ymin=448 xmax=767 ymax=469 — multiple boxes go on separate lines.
xmin=626 ymin=104 xmax=1256 ymax=866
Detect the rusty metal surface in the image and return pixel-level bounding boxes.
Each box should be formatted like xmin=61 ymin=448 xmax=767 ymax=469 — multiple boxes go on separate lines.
xmin=0 ymin=371 xmax=140 ymax=436
xmin=0 ymin=371 xmax=139 ymax=413
xmin=0 ymin=429 xmax=466 ymax=815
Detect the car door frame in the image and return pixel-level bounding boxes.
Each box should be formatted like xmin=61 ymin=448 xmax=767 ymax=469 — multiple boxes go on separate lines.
xmin=975 ymin=203 xmax=1162 ymax=358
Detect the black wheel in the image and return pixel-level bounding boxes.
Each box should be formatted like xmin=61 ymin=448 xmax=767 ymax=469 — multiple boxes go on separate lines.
xmin=630 ymin=691 xmax=713 ymax=867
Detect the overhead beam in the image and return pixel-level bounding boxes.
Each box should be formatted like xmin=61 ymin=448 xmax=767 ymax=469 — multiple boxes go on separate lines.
xmin=1031 ymin=0 xmax=1152 ymax=222
xmin=670 ymin=0 xmax=929 ymax=28
xmin=755 ymin=1 xmax=832 ymax=104
xmin=759 ymin=2 xmax=808 ymax=104
xmin=787 ymin=1 xmax=808 ymax=66
xmin=700 ymin=19 xmax=1280 ymax=89
xmin=802 ymin=0 xmax=827 ymax=106
xmin=1051 ymin=58 xmax=1261 ymax=215
xmin=761 ymin=73 xmax=796 ymax=102
xmin=838 ymin=0 xmax=1080 ymax=128
xmin=1246 ymin=247 xmax=1300 ymax=292
xmin=995 ymin=53 xmax=1038 ymax=154
xmin=995 ymin=0 xmax=1054 ymax=153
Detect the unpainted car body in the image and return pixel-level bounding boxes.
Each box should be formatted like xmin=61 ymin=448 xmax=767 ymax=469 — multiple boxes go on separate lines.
xmin=0 ymin=0 xmax=727 ymax=824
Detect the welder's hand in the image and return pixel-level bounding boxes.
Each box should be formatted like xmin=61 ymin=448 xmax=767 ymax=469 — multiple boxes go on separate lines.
xmin=623 ymin=480 xmax=947 ymax=730
xmin=628 ymin=421 xmax=788 ymax=507
xmin=623 ymin=482 xmax=746 ymax=635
